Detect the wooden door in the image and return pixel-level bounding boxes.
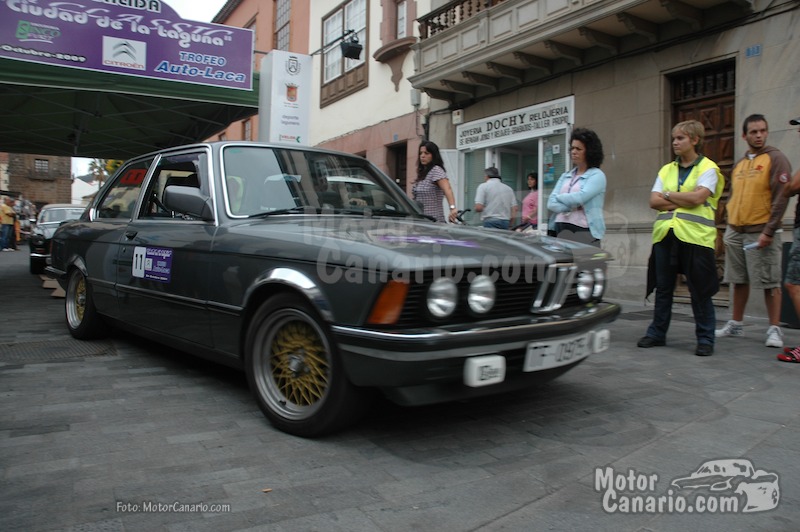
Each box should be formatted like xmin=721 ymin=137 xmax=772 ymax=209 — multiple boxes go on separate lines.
xmin=670 ymin=62 xmax=736 ymax=300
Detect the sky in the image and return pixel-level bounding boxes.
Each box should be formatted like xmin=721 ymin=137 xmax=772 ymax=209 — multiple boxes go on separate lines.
xmin=71 ymin=0 xmax=229 ymax=177
xmin=165 ymin=0 xmax=228 ymax=24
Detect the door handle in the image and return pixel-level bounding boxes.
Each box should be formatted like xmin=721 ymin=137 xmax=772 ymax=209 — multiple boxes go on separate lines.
xmin=125 ymin=231 xmax=138 ymax=239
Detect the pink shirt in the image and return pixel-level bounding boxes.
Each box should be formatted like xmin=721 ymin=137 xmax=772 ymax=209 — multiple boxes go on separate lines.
xmin=554 ymin=170 xmax=589 ymax=228
xmin=522 ymin=190 xmax=538 ymax=224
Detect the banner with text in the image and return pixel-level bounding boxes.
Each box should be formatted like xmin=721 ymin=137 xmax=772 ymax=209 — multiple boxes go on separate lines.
xmin=456 ymin=96 xmax=575 ymax=150
xmin=0 ymin=0 xmax=254 ymax=90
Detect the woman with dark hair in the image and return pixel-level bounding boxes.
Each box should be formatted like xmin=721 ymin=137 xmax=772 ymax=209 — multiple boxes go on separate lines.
xmin=413 ymin=141 xmax=458 ymax=222
xmin=546 ymin=128 xmax=607 ymax=246
xmin=521 ymin=172 xmax=539 ymax=227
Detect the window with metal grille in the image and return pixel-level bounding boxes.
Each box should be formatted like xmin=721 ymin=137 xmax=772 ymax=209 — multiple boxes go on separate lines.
xmin=671 ymin=62 xmax=735 ymax=103
xmin=274 ymin=0 xmax=290 ymax=51
xmin=243 ymin=119 xmax=252 ymax=141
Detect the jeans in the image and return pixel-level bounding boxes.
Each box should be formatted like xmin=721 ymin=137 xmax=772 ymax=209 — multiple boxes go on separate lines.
xmin=645 ymin=231 xmax=718 ymax=346
xmin=0 ymin=224 xmax=13 ymax=249
xmin=483 ymin=218 xmax=510 ymax=229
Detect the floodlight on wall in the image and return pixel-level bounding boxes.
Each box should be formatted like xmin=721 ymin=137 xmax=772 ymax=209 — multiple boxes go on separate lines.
xmin=340 ymin=35 xmax=363 ymax=60
xmin=310 ymin=29 xmax=362 ymax=60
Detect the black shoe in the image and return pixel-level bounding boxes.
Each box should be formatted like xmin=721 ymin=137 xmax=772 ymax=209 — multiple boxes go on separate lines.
xmin=695 ymin=344 xmax=714 ymax=356
xmin=637 ymin=336 xmax=666 ymax=348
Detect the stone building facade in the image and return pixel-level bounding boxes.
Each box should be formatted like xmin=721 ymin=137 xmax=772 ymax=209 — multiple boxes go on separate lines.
xmin=4 ymin=153 xmax=72 ymax=208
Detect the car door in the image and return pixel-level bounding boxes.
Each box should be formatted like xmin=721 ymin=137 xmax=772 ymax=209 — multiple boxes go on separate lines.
xmin=115 ymin=150 xmax=214 ymax=347
xmin=81 ymin=158 xmax=154 ymax=320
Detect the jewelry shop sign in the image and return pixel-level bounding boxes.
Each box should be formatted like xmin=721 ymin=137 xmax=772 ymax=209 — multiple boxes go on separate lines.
xmin=457 ymin=96 xmax=575 ymax=150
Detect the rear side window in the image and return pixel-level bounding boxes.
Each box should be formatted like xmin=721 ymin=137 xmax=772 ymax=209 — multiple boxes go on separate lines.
xmin=96 ymin=160 xmax=152 ymax=220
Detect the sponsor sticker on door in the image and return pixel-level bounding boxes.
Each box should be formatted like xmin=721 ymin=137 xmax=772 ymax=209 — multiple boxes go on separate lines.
xmin=133 ymin=246 xmax=173 ymax=283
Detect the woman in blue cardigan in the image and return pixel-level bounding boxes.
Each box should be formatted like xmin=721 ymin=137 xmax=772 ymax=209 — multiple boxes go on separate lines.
xmin=547 ymin=128 xmax=607 ymax=246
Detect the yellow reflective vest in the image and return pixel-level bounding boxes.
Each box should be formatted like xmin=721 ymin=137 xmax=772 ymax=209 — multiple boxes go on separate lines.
xmin=652 ymin=157 xmax=724 ymax=249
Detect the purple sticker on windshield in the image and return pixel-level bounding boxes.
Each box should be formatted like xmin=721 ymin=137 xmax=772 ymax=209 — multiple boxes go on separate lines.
xmin=378 ymin=235 xmax=479 ymax=247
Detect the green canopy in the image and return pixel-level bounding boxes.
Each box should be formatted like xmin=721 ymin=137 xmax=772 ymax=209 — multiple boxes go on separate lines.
xmin=0 ymin=58 xmax=259 ymax=160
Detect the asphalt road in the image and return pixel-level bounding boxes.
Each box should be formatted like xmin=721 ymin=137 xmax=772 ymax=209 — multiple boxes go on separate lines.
xmin=1 ymin=247 xmax=799 ymax=531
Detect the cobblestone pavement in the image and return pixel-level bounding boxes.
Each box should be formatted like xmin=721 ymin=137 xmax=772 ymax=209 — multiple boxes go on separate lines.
xmin=1 ymin=248 xmax=799 ymax=531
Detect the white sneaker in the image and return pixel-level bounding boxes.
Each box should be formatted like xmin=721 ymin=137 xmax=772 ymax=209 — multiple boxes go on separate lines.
xmin=715 ymin=320 xmax=744 ymax=338
xmin=766 ymin=325 xmax=784 ymax=348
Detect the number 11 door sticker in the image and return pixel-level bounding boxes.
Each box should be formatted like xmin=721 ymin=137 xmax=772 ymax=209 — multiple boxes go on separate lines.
xmin=132 ymin=246 xmax=173 ymax=283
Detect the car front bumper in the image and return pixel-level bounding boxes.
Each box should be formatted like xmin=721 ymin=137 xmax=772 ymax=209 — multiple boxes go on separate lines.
xmin=333 ymin=301 xmax=620 ymax=405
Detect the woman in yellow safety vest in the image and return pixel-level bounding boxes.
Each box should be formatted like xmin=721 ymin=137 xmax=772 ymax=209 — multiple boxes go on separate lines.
xmin=637 ymin=120 xmax=725 ymax=357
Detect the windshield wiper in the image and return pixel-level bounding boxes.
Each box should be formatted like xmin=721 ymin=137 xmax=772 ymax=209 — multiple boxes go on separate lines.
xmin=248 ymin=206 xmax=317 ymax=218
xmin=364 ymin=208 xmax=413 ymax=218
xmin=324 ymin=208 xmax=412 ymax=217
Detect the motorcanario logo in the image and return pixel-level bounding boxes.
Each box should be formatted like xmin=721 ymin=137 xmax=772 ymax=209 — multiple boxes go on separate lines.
xmin=595 ymin=458 xmax=780 ymax=514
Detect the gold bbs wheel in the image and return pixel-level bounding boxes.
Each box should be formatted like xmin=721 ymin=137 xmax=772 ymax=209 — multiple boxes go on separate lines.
xmin=66 ymin=271 xmax=87 ymax=326
xmin=65 ymin=268 xmax=106 ymax=339
xmin=265 ymin=313 xmax=330 ymax=411
xmin=245 ymin=294 xmax=363 ymax=437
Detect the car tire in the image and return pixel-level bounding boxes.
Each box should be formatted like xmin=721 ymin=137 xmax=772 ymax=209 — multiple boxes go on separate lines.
xmin=65 ymin=268 xmax=108 ymax=339
xmin=244 ymin=293 xmax=365 ymax=437
xmin=30 ymin=258 xmax=44 ymax=275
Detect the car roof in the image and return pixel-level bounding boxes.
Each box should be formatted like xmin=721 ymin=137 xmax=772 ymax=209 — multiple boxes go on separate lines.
xmin=122 ymin=140 xmax=368 ymax=164
xmin=41 ymin=204 xmax=85 ymax=209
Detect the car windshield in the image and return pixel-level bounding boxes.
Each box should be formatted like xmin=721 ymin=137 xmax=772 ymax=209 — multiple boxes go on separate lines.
xmin=221 ymin=145 xmax=417 ymax=218
xmin=40 ymin=208 xmax=84 ymax=224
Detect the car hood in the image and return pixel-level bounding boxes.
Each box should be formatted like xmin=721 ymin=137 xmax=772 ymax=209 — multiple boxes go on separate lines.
xmin=227 ymin=216 xmax=611 ymax=269
xmin=33 ymin=223 xmax=61 ymax=240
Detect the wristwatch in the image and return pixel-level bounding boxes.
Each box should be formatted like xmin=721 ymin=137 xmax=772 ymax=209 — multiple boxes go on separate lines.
xmin=449 ymin=204 xmax=456 ymax=210
xmin=664 ymin=191 xmax=671 ymax=201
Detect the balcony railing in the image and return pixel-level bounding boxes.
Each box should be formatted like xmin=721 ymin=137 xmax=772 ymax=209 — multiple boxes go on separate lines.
xmin=418 ymin=0 xmax=507 ymax=39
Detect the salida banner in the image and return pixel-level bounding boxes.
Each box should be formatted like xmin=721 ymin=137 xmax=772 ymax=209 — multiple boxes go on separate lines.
xmin=0 ymin=0 xmax=254 ymax=90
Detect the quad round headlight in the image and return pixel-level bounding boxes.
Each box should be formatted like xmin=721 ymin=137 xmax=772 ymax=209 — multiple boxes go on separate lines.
xmin=467 ymin=274 xmax=495 ymax=314
xmin=576 ymin=268 xmax=606 ymax=302
xmin=576 ymin=270 xmax=595 ymax=302
xmin=592 ymin=268 xmax=606 ymax=299
xmin=427 ymin=277 xmax=458 ymax=318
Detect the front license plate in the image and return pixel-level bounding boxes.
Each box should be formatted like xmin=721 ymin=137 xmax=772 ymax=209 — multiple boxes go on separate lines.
xmin=524 ymin=333 xmax=591 ymax=372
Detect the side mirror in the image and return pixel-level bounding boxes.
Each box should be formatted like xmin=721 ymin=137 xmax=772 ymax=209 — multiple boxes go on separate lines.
xmin=163 ymin=186 xmax=214 ymax=221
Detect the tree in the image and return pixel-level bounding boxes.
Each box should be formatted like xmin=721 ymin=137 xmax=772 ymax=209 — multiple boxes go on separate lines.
xmin=88 ymin=158 xmax=108 ymax=185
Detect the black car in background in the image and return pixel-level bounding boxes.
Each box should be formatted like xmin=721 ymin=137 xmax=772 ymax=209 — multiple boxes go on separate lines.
xmin=29 ymin=204 xmax=85 ymax=274
xmin=47 ymin=141 xmax=620 ymax=437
